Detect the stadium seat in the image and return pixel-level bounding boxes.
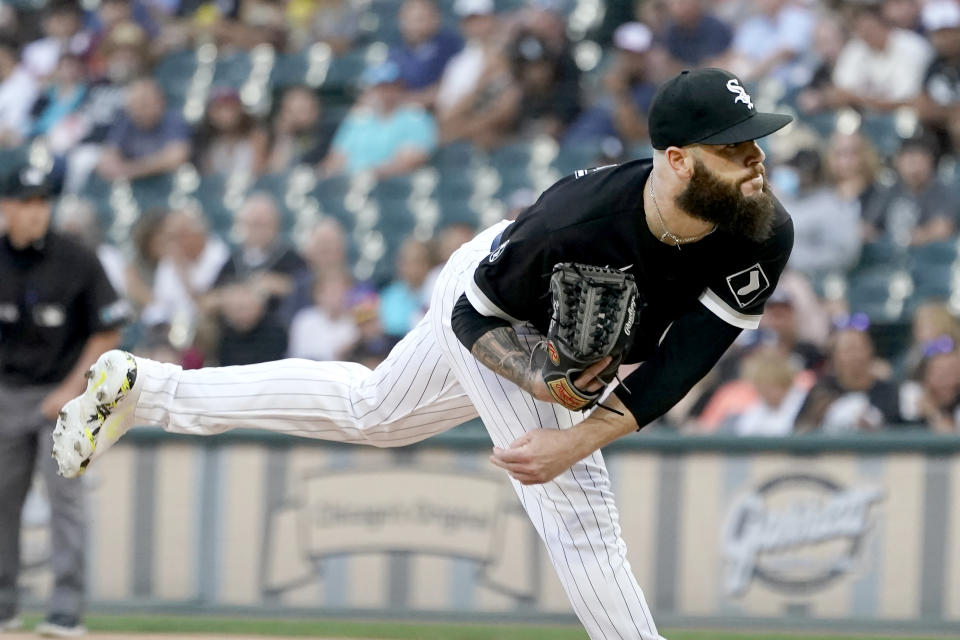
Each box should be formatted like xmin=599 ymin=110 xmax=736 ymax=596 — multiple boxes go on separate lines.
xmin=367 ymin=203 xmax=415 ymax=285
xmin=0 ymin=145 xmax=27 ymax=181
xmin=252 ymin=171 xmax=299 ymax=231
xmin=488 ymin=141 xmax=536 ymax=171
xmin=154 ymin=49 xmax=198 ymax=106
xmin=908 ymin=239 xmax=959 ymax=268
xmin=212 ymin=51 xmax=252 ymax=90
xmin=194 ymin=173 xmax=241 ymax=236
xmin=271 ymin=50 xmax=310 ymax=89
xmin=854 ymin=238 xmax=907 ymax=271
xmin=311 ymin=174 xmax=354 ymax=209
xmin=553 ymin=142 xmax=600 ymax=175
xmin=130 ymin=174 xmax=175 ymax=212
xmin=845 ymin=266 xmax=898 ymax=321
xmin=322 ymin=49 xmax=369 ymax=97
xmin=494 ymin=171 xmax=534 ymax=201
xmin=432 ymin=141 xmax=477 ymax=169
xmin=371 ymin=174 xmax=417 ymax=202
xmin=271 ymin=43 xmax=337 ymax=91
xmin=860 ymin=114 xmax=903 ymax=158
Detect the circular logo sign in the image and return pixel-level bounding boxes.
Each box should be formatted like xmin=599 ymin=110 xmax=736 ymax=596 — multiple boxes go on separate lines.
xmin=722 ymin=473 xmax=883 ymax=596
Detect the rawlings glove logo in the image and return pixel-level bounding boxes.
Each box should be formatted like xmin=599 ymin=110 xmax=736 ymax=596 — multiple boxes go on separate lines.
xmin=624 ymin=296 xmax=636 ymax=336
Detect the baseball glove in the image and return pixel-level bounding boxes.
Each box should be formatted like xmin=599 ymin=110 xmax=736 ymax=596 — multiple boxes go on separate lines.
xmin=541 ymin=263 xmax=640 ymax=411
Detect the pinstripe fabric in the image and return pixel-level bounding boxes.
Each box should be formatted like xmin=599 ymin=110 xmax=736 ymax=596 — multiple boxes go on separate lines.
xmin=127 ymin=221 xmax=663 ymax=639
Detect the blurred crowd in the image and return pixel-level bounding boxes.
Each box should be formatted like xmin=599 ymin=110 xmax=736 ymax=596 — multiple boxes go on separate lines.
xmin=0 ymin=0 xmax=959 ymax=435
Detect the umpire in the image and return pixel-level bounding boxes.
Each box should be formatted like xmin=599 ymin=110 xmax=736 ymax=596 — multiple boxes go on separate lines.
xmin=0 ymin=163 xmax=127 ymax=637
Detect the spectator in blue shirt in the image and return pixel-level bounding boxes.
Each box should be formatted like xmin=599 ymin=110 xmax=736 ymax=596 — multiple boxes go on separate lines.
xmin=379 ymin=237 xmax=434 ymax=338
xmin=28 ymin=54 xmax=87 ymax=143
xmin=389 ymin=0 xmax=463 ymax=104
xmin=96 ymin=78 xmax=190 ymax=182
xmin=321 ymin=62 xmax=437 ymax=179
xmin=661 ymin=0 xmax=732 ymax=68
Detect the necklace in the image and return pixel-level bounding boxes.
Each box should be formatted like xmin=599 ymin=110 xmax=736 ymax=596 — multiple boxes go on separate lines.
xmin=649 ymin=179 xmax=716 ymax=249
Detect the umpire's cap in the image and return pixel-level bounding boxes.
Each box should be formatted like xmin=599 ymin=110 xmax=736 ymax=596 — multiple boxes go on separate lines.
xmin=649 ymin=68 xmax=793 ymax=150
xmin=0 ymin=164 xmax=60 ymax=200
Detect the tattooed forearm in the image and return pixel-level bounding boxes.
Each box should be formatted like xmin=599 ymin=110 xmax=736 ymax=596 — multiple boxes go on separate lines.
xmin=471 ymin=327 xmax=538 ymax=394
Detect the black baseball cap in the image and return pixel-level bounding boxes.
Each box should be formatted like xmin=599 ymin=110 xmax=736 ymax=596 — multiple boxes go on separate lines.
xmin=0 ymin=165 xmax=59 ymax=200
xmin=649 ymin=68 xmax=793 ymax=150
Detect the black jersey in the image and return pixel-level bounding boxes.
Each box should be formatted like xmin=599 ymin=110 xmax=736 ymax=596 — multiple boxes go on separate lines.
xmin=463 ymin=159 xmax=794 ymax=426
xmin=0 ymin=232 xmax=128 ymax=386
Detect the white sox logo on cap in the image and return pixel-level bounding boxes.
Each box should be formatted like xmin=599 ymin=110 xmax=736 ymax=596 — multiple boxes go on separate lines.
xmin=726 ymin=79 xmax=754 ymax=110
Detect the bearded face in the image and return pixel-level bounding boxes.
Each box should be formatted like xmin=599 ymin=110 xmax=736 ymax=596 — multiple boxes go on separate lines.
xmin=674 ymin=157 xmax=777 ymax=243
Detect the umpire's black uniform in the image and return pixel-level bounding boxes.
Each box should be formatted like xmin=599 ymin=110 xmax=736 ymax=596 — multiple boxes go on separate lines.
xmin=0 ymin=167 xmax=126 ymax=632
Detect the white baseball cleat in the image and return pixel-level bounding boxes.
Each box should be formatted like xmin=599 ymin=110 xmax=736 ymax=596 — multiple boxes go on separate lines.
xmin=52 ymin=349 xmax=139 ymax=478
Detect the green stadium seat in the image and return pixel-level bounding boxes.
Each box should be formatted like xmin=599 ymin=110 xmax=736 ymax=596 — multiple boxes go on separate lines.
xmin=432 ymin=141 xmax=477 ymax=168
xmin=0 ymin=146 xmax=28 ymax=181
xmin=488 ymin=141 xmax=536 ymax=170
xmin=908 ymin=239 xmax=959 ymax=268
xmin=213 ymin=51 xmax=252 ymax=89
xmin=845 ymin=267 xmax=896 ymax=321
xmin=553 ymin=143 xmax=600 ymax=175
xmin=908 ymin=260 xmax=953 ymax=303
xmin=271 ymin=50 xmax=311 ymax=89
xmin=854 ymin=238 xmax=907 ymax=271
xmin=323 ymin=49 xmax=369 ymax=96
xmin=312 ymin=174 xmax=353 ymax=209
xmin=251 ymin=171 xmax=298 ymax=230
xmin=194 ymin=173 xmax=239 ymax=235
xmin=371 ymin=174 xmax=417 ymax=202
xmin=154 ymin=49 xmax=197 ymax=105
xmin=130 ymin=174 xmax=175 ymax=211
xmin=860 ymin=114 xmax=903 ymax=158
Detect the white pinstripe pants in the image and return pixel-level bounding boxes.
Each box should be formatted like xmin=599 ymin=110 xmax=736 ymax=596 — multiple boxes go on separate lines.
xmin=132 ymin=221 xmax=664 ymax=640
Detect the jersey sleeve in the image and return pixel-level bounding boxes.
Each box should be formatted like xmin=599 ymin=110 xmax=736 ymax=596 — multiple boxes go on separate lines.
xmin=465 ymin=178 xmax=580 ymax=323
xmin=465 ymin=220 xmax=554 ymax=323
xmin=697 ymin=212 xmax=794 ymax=330
xmin=615 ymin=305 xmax=742 ymax=429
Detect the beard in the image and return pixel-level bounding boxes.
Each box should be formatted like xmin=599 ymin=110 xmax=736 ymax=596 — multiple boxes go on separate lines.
xmin=674 ymin=158 xmax=777 ymax=243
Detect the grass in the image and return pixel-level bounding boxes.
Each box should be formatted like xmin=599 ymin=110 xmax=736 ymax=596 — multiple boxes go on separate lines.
xmin=16 ymin=614 xmax=952 ymax=640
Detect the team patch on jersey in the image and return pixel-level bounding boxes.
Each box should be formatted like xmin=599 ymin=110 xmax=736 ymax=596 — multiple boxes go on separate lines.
xmin=726 ymin=263 xmax=770 ymax=308
xmin=488 ymin=239 xmax=510 ymax=263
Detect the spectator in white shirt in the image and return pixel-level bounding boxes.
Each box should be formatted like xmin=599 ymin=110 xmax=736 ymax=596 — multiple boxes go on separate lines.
xmin=731 ymin=346 xmax=808 ymax=437
xmin=830 ymin=4 xmax=933 ymax=111
xmin=20 ymin=2 xmax=90 ymax=81
xmin=436 ymin=0 xmax=499 ymax=115
xmin=0 ymin=39 xmax=37 ymax=148
xmin=287 ymin=269 xmax=360 ymax=361
xmin=141 ymin=208 xmax=229 ymax=329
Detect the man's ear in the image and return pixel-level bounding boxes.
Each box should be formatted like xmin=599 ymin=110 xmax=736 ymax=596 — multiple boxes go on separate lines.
xmin=664 ymin=146 xmax=694 ymax=180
